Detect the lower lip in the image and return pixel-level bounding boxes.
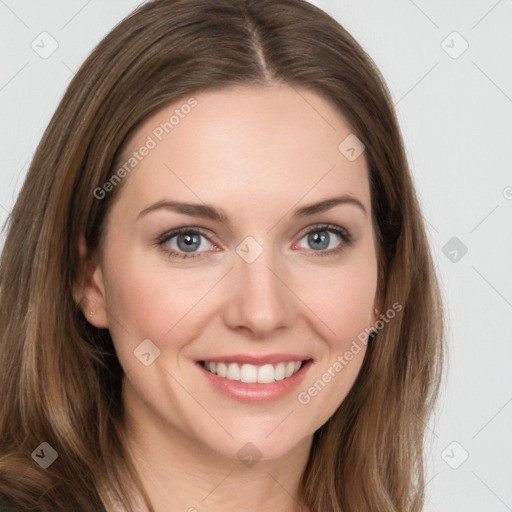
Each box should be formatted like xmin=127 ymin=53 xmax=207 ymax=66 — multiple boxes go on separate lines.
xmin=196 ymin=360 xmax=313 ymax=403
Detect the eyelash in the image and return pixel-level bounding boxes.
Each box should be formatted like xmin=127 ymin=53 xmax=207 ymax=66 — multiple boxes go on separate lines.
xmin=155 ymin=223 xmax=353 ymax=260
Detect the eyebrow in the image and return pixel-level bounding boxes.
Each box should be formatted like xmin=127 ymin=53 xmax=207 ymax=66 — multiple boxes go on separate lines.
xmin=136 ymin=194 xmax=367 ymax=224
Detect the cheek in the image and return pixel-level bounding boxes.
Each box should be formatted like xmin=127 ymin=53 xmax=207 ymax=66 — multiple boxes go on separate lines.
xmin=102 ymin=246 xmax=222 ymax=370
xmin=302 ymin=264 xmax=376 ymax=374
xmin=299 ymin=254 xmax=378 ymax=344
xmin=106 ymin=265 xmax=167 ymax=330
xmin=293 ymin=254 xmax=377 ymax=425
xmin=101 ymin=249 xmax=190 ymax=362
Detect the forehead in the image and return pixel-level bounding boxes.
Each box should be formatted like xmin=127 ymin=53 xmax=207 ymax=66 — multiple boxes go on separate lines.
xmin=113 ymin=84 xmax=370 ymax=218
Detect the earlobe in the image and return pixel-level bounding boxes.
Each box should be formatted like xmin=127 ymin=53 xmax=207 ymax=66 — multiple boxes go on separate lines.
xmin=72 ymin=235 xmax=109 ymax=328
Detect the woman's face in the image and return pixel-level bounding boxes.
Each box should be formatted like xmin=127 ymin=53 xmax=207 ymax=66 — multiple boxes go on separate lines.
xmin=84 ymin=84 xmax=379 ymax=462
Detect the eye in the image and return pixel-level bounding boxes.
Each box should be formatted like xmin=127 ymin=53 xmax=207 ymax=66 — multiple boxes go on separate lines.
xmin=156 ymin=223 xmax=353 ymax=260
xmin=295 ymin=224 xmax=353 ymax=257
xmin=157 ymin=227 xmax=217 ymax=259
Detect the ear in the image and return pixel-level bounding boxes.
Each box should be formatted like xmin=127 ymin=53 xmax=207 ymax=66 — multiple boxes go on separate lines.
xmin=72 ymin=235 xmax=109 ymax=328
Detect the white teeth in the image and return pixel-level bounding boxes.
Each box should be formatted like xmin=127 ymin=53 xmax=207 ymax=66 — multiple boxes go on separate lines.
xmin=284 ymin=362 xmax=295 ymax=378
xmin=202 ymin=360 xmax=304 ymax=383
xmin=226 ymin=362 xmax=241 ymax=381
xmin=274 ymin=362 xmax=285 ymax=381
xmin=240 ymin=364 xmax=258 ymax=383
xmin=257 ymin=364 xmax=274 ymax=384
xmin=216 ymin=362 xmax=227 ymax=378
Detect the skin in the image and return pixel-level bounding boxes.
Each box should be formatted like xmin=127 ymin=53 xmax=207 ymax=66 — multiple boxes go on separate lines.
xmin=74 ymin=83 xmax=380 ymax=512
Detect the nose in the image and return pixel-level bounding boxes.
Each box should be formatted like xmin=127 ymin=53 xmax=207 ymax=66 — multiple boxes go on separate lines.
xmin=222 ymin=245 xmax=295 ymax=338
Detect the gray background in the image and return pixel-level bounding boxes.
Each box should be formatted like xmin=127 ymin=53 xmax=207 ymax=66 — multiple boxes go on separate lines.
xmin=1 ymin=1 xmax=511 ymax=510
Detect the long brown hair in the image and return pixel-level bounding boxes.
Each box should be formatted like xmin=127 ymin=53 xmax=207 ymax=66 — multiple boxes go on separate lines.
xmin=0 ymin=0 xmax=444 ymax=510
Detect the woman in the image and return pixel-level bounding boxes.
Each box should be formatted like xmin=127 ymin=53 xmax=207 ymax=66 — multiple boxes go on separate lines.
xmin=0 ymin=0 xmax=444 ymax=510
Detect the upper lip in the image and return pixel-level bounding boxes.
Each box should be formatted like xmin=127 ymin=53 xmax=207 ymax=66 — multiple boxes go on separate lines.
xmin=197 ymin=354 xmax=313 ymax=365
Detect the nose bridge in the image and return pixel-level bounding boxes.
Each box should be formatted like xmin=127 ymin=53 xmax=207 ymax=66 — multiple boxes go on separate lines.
xmin=223 ymin=235 xmax=294 ymax=336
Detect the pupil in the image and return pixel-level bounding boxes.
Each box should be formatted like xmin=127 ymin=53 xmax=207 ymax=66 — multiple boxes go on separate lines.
xmin=179 ymin=233 xmax=200 ymax=252
xmin=309 ymin=231 xmax=329 ymax=250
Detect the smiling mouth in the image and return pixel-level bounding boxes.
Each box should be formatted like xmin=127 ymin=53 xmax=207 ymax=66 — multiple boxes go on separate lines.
xmin=199 ymin=359 xmax=311 ymax=384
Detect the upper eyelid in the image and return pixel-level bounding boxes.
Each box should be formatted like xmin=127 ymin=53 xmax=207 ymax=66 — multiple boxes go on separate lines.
xmin=299 ymin=223 xmax=349 ymax=236
xmin=158 ymin=226 xmax=213 ymax=245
